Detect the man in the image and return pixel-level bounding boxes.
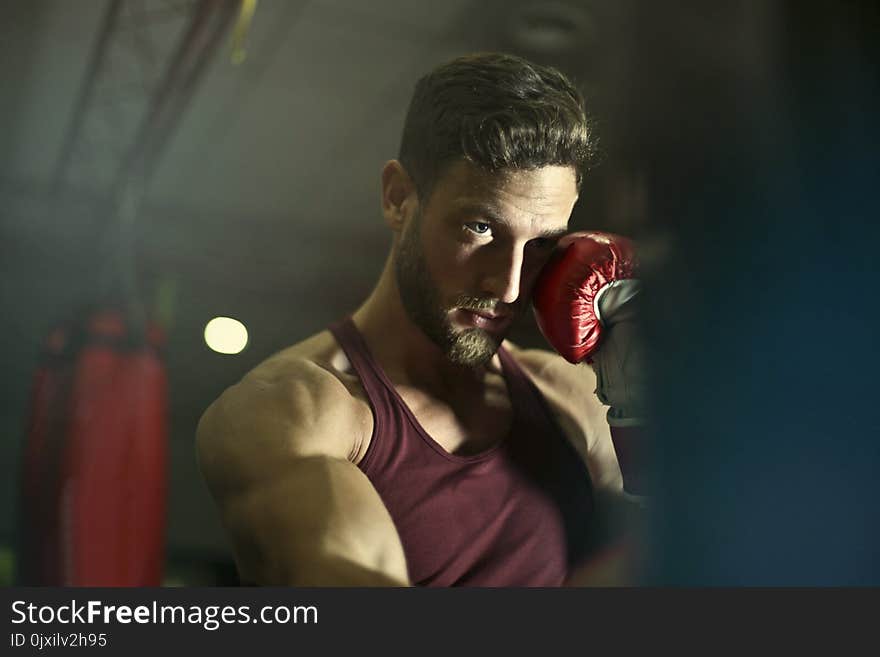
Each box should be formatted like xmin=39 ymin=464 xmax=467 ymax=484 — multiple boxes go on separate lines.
xmin=196 ymin=52 xmax=643 ymax=586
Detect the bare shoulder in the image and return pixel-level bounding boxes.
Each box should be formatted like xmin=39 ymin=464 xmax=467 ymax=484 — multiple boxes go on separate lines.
xmin=196 ymin=329 xmax=372 ymax=496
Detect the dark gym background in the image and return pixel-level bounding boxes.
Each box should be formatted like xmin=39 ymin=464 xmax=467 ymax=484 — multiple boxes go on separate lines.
xmin=1 ymin=1 xmax=877 ymax=586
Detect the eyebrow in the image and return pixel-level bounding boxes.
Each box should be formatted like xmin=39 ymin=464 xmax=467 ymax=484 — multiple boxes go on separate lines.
xmin=455 ymin=203 xmax=568 ymax=239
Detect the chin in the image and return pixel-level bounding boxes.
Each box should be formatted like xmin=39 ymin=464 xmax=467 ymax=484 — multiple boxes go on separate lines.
xmin=445 ymin=327 xmax=501 ymax=367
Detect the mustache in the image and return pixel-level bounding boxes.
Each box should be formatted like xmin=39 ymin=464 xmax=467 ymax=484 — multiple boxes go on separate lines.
xmin=451 ymin=295 xmax=521 ymax=315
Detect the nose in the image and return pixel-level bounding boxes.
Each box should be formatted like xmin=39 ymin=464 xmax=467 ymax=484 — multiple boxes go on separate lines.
xmin=481 ymin=243 xmax=525 ymax=305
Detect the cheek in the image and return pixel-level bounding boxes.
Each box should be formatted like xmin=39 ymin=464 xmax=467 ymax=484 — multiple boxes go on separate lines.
xmin=439 ymin=253 xmax=480 ymax=297
xmin=423 ymin=230 xmax=480 ymax=277
xmin=422 ymin=240 xmax=467 ymax=282
xmin=415 ymin=242 xmax=466 ymax=303
xmin=421 ymin=220 xmax=461 ymax=261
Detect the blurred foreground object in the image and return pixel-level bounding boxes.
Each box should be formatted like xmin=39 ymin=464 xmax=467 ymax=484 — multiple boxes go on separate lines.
xmin=632 ymin=0 xmax=880 ymax=583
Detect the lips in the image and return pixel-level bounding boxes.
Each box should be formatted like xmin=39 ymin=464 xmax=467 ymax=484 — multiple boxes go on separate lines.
xmin=457 ymin=308 xmax=513 ymax=331
xmin=467 ymin=309 xmax=511 ymax=321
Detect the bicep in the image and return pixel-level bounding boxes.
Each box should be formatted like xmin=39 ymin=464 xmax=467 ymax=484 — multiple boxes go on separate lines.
xmin=223 ymin=455 xmax=409 ymax=586
xmin=196 ymin=370 xmax=404 ymax=585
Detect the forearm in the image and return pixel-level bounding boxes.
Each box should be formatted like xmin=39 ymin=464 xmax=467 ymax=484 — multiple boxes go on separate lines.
xmin=608 ymin=424 xmax=652 ymax=496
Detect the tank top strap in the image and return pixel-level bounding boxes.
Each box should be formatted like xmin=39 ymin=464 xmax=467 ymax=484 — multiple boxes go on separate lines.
xmin=328 ymin=314 xmax=395 ymax=404
xmin=496 ymin=345 xmax=556 ymax=430
xmin=328 ymin=317 xmax=372 ymax=381
xmin=327 ymin=317 xmax=405 ymax=472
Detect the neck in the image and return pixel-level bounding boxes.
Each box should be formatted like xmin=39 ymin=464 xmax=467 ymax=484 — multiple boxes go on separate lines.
xmin=351 ymin=254 xmax=494 ymax=393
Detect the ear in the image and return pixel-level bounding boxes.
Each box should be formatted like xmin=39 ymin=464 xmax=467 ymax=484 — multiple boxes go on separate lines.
xmin=381 ymin=160 xmax=418 ymax=232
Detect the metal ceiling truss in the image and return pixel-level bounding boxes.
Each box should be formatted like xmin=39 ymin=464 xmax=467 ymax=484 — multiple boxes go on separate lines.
xmin=50 ymin=0 xmax=241 ymax=305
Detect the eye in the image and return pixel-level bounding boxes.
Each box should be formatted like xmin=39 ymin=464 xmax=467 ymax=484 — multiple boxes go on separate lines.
xmin=465 ymin=222 xmax=492 ymax=236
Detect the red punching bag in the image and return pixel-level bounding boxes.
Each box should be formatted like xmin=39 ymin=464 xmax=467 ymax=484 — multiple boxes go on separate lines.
xmin=18 ymin=308 xmax=168 ymax=586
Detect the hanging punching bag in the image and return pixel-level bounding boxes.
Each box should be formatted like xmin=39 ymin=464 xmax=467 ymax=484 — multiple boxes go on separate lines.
xmin=18 ymin=308 xmax=168 ymax=586
xmin=18 ymin=325 xmax=71 ymax=586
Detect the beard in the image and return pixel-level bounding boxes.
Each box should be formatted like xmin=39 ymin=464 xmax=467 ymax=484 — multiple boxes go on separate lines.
xmin=394 ymin=209 xmax=516 ymax=367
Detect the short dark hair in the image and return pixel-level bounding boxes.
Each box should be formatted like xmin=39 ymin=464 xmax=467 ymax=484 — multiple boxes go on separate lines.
xmin=398 ymin=52 xmax=596 ymax=200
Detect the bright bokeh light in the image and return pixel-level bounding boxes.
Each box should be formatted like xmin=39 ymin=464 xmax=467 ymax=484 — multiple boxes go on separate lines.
xmin=204 ymin=316 xmax=248 ymax=355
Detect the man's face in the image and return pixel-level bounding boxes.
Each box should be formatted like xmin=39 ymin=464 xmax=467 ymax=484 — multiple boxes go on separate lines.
xmin=394 ymin=160 xmax=578 ymax=367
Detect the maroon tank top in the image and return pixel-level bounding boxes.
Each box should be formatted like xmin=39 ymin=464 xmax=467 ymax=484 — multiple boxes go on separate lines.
xmin=329 ymin=318 xmax=596 ymax=586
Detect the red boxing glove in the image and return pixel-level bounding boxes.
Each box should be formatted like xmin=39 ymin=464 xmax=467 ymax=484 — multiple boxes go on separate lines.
xmin=533 ymin=232 xmax=651 ymax=494
xmin=532 ymin=231 xmax=638 ymax=365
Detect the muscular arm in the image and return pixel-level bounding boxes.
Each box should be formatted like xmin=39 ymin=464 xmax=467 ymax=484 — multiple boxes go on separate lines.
xmin=511 ymin=345 xmax=624 ymax=491
xmin=196 ymin=361 xmax=409 ymax=586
